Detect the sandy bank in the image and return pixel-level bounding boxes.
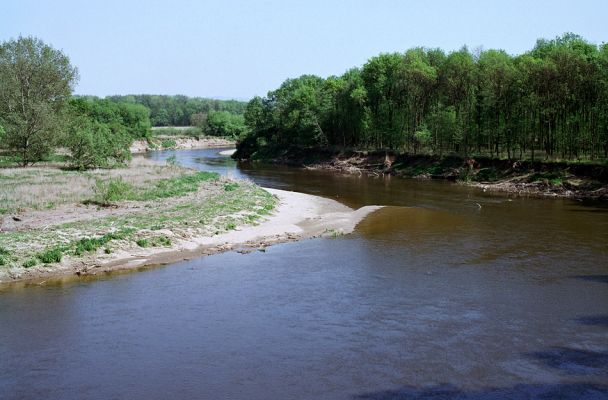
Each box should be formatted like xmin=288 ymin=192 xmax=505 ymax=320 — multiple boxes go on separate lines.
xmin=130 ymin=137 xmax=235 ymax=153
xmin=1 ymin=189 xmax=381 ymax=284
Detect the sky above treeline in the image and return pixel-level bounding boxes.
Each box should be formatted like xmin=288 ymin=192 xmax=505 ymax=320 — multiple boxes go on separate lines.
xmin=3 ymin=0 xmax=607 ymax=100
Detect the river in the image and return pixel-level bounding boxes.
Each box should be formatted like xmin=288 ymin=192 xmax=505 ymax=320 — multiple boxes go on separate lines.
xmin=1 ymin=148 xmax=607 ymax=399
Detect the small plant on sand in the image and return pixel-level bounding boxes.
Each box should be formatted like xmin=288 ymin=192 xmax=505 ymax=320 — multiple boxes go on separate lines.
xmin=224 ymin=182 xmax=239 ymax=191
xmin=136 ymin=238 xmax=149 ymax=248
xmin=23 ymin=259 xmax=37 ymax=268
xmin=36 ymin=247 xmax=63 ymax=264
xmin=0 ymin=246 xmax=10 ymax=256
xmin=0 ymin=255 xmax=6 ymax=266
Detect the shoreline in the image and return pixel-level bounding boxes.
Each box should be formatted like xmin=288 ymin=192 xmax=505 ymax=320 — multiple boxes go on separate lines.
xmin=236 ymin=148 xmax=608 ymax=201
xmin=130 ymin=137 xmax=236 ymax=154
xmin=0 ymin=188 xmax=381 ymax=285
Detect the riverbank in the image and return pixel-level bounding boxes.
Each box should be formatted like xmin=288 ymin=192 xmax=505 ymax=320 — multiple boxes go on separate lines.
xmin=0 ymin=158 xmax=380 ymax=284
xmin=235 ymin=146 xmax=608 ymax=200
xmin=130 ymin=136 xmax=235 ymax=153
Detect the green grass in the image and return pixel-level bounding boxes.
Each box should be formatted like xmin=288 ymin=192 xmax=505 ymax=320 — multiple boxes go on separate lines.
xmin=74 ymin=229 xmax=135 ymax=255
xmin=161 ymin=139 xmax=177 ymax=149
xmin=23 ymin=259 xmax=37 ymax=268
xmin=36 ymin=247 xmax=63 ymax=264
xmin=129 ymin=171 xmax=219 ymax=201
xmin=224 ymin=182 xmax=239 ymax=191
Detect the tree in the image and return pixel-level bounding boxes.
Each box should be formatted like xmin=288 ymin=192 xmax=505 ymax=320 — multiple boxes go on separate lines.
xmin=0 ymin=36 xmax=78 ymax=166
xmin=64 ymin=117 xmax=131 ymax=170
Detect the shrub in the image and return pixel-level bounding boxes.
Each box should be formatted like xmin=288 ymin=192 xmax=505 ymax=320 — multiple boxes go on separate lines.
xmin=93 ymin=177 xmax=132 ymax=205
xmin=0 ymin=246 xmax=9 ymax=256
xmin=161 ymin=139 xmax=177 ymax=149
xmin=36 ymin=248 xmax=63 ymax=263
xmin=0 ymin=255 xmax=6 ymax=266
xmin=136 ymin=238 xmax=149 ymax=248
xmin=224 ymin=182 xmax=239 ymax=191
xmin=23 ymin=259 xmax=37 ymax=268
xmin=65 ymin=117 xmax=132 ymax=170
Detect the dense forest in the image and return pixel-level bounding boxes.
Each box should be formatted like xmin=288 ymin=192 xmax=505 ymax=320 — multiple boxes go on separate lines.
xmin=106 ymin=95 xmax=247 ymax=127
xmin=239 ymin=33 xmax=608 ymax=161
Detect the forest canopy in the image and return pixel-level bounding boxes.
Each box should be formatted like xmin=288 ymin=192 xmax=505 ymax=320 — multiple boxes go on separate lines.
xmin=239 ymin=33 xmax=608 ymax=161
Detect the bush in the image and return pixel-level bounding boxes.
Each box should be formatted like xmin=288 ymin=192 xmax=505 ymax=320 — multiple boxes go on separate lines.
xmin=23 ymin=258 xmax=37 ymax=268
xmin=93 ymin=177 xmax=132 ymax=205
xmin=224 ymin=182 xmax=239 ymax=191
xmin=0 ymin=255 xmax=6 ymax=266
xmin=161 ymin=139 xmax=177 ymax=149
xmin=36 ymin=247 xmax=63 ymax=263
xmin=65 ymin=117 xmax=132 ymax=169
xmin=136 ymin=238 xmax=149 ymax=248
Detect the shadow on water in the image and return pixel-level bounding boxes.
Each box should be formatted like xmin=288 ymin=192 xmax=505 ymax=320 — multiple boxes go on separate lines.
xmin=353 ymin=383 xmax=608 ymax=400
xmin=575 ymin=315 xmax=608 ymax=327
xmin=526 ymin=347 xmax=608 ymax=376
xmin=571 ymin=275 xmax=608 ymax=284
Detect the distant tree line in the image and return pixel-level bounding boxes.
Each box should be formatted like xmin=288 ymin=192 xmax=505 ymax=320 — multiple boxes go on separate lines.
xmin=241 ymin=33 xmax=608 ymax=161
xmin=106 ymin=95 xmax=247 ymax=127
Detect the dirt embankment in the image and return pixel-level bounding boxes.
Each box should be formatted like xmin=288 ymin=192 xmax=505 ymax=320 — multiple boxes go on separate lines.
xmin=237 ymin=147 xmax=608 ymax=201
xmin=131 ymin=137 xmax=235 ymax=153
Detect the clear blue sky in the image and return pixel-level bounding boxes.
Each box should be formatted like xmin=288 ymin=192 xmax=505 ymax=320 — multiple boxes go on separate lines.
xmin=3 ymin=0 xmax=607 ymax=100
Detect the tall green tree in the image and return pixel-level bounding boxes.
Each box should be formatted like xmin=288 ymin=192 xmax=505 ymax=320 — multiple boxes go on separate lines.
xmin=0 ymin=36 xmax=78 ymax=165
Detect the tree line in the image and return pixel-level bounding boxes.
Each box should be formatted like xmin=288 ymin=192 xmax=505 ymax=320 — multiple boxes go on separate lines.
xmin=106 ymin=94 xmax=247 ymax=127
xmin=240 ymin=33 xmax=608 ymax=161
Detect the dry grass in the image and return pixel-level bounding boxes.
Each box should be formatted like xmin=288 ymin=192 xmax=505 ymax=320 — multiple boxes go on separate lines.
xmin=0 ymin=157 xmax=187 ymax=213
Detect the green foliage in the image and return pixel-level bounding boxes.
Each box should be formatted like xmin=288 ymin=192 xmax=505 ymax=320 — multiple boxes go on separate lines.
xmin=73 ymin=229 xmax=134 ymax=256
xmin=0 ymin=255 xmax=6 ymax=266
xmin=129 ymin=171 xmax=218 ymax=201
xmin=0 ymin=36 xmax=78 ymax=166
xmin=223 ymin=182 xmax=239 ymax=191
xmin=23 ymin=259 xmax=37 ymax=268
xmin=65 ymin=116 xmax=132 ymax=169
xmin=136 ymin=238 xmax=149 ymax=248
xmin=0 ymin=246 xmax=9 ymax=256
xmin=206 ymin=111 xmax=247 ymax=138
xmin=161 ymin=139 xmax=177 ymax=148
xmin=238 ymin=33 xmax=608 ymax=162
xmin=93 ymin=177 xmax=132 ymax=205
xmin=36 ymin=248 xmax=63 ymax=264
xmin=105 ymin=95 xmax=247 ymax=127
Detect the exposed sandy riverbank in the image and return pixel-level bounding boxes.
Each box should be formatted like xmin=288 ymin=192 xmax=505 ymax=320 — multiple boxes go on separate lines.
xmin=130 ymin=137 xmax=235 ymax=153
xmin=0 ymin=189 xmax=381 ymax=284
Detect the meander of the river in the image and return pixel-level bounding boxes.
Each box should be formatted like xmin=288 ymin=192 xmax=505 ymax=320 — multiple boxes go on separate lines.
xmin=1 ymin=148 xmax=607 ymax=399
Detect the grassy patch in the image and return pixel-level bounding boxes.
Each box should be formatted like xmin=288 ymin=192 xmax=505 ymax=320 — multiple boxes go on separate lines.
xmin=129 ymin=171 xmax=219 ymax=201
xmin=161 ymin=139 xmax=177 ymax=149
xmin=224 ymin=182 xmax=239 ymax=191
xmin=36 ymin=247 xmax=63 ymax=264
xmin=23 ymin=259 xmax=37 ymax=268
xmin=74 ymin=229 xmax=135 ymax=255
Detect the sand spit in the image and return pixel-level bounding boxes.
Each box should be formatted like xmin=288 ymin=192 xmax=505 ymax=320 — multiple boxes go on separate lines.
xmin=1 ymin=189 xmax=381 ymax=284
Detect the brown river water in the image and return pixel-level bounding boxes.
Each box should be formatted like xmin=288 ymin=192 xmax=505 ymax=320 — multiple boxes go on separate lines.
xmin=1 ymin=148 xmax=607 ymax=399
